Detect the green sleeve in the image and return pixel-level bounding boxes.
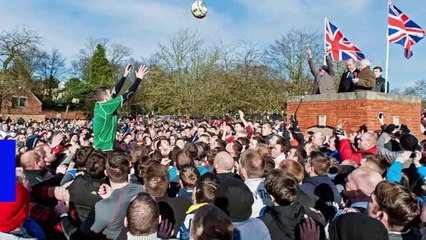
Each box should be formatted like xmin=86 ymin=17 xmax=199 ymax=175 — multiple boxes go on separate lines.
xmin=99 ymin=96 xmax=123 ymax=114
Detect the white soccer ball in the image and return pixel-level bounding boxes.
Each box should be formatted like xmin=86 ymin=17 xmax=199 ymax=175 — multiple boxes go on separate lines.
xmin=191 ymin=0 xmax=208 ymax=19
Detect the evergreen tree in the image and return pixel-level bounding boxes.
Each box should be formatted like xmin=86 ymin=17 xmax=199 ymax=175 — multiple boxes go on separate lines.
xmin=89 ymin=44 xmax=113 ymax=88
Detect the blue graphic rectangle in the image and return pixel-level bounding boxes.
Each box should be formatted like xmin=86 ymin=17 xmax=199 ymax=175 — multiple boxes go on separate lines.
xmin=0 ymin=140 xmax=16 ymax=202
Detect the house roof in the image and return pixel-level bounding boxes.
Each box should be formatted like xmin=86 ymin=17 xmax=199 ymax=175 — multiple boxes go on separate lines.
xmin=15 ymin=84 xmax=43 ymax=106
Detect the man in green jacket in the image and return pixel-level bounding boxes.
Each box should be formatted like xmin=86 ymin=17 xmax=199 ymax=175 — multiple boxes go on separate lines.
xmin=93 ymin=65 xmax=149 ymax=151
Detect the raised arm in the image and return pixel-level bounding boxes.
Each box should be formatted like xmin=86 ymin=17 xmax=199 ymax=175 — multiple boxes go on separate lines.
xmin=238 ymin=110 xmax=248 ymax=128
xmin=238 ymin=110 xmax=253 ymax=138
xmin=326 ymin=56 xmax=335 ymax=76
xmin=377 ymin=132 xmax=400 ymax=164
xmin=307 ymin=49 xmax=319 ymax=77
xmin=289 ymin=115 xmax=305 ymax=145
xmin=111 ymin=64 xmax=132 ymax=98
xmin=122 ymin=65 xmax=149 ymax=103
xmin=386 ymin=151 xmax=411 ymax=183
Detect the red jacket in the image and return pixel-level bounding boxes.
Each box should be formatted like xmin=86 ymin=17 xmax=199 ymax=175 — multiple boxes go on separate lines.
xmin=338 ymin=139 xmax=378 ymax=164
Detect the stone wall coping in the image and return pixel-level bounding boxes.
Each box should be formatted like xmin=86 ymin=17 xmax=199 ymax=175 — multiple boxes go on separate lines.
xmin=287 ymin=92 xmax=421 ymax=104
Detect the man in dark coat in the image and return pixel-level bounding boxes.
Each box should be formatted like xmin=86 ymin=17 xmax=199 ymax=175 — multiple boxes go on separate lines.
xmin=301 ymin=151 xmax=342 ymax=221
xmin=260 ymin=169 xmax=325 ymax=240
xmin=338 ymin=58 xmax=358 ymax=93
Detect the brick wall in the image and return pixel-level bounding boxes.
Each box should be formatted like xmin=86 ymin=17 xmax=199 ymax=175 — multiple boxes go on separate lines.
xmin=43 ymin=111 xmax=88 ymax=120
xmin=3 ymin=114 xmax=45 ymax=121
xmin=287 ymin=92 xmax=423 ymax=138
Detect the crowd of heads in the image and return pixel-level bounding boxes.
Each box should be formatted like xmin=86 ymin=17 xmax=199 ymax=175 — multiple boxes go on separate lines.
xmin=1 ymin=112 xmax=426 ymax=240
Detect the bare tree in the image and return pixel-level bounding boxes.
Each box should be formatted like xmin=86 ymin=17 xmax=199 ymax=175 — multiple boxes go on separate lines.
xmin=0 ymin=27 xmax=42 ymax=100
xmin=213 ymin=40 xmax=238 ymax=71
xmin=264 ymin=28 xmax=322 ymax=96
xmin=157 ymin=29 xmax=204 ymax=76
xmin=109 ymin=43 xmax=131 ymax=81
xmin=234 ymin=40 xmax=264 ymax=80
xmin=36 ymin=48 xmax=66 ymax=101
xmin=402 ymin=79 xmax=426 ymax=99
xmin=38 ymin=49 xmax=66 ymax=80
xmin=0 ymin=27 xmax=41 ymax=71
xmin=237 ymin=40 xmax=263 ymax=67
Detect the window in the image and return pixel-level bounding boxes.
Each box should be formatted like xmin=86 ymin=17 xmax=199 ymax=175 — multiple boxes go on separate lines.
xmin=11 ymin=96 xmax=28 ymax=108
xmin=19 ymin=97 xmax=27 ymax=107
xmin=12 ymin=97 xmax=19 ymax=108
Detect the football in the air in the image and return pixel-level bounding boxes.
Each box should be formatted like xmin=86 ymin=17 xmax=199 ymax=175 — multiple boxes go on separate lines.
xmin=191 ymin=0 xmax=208 ymax=19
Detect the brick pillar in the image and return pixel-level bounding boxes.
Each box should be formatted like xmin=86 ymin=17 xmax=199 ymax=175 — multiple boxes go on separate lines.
xmin=286 ymin=92 xmax=422 ymax=137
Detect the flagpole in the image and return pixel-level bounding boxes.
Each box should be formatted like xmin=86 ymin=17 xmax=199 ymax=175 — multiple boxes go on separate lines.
xmin=385 ymin=3 xmax=390 ymax=93
xmin=324 ymin=17 xmax=327 ymax=65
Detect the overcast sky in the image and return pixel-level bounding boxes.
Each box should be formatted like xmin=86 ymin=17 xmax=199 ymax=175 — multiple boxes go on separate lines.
xmin=0 ymin=0 xmax=425 ymax=90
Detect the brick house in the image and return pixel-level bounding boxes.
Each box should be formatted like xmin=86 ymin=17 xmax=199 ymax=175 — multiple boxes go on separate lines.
xmin=1 ymin=84 xmax=45 ymax=121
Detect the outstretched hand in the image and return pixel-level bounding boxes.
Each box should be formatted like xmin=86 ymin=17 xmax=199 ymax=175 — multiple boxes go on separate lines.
xmin=54 ymin=182 xmax=71 ymax=202
xmin=50 ymin=133 xmax=65 ymax=149
xmin=123 ymin=64 xmax=133 ymax=77
xmin=324 ymin=47 xmax=329 ymax=56
xmin=336 ymin=120 xmax=346 ymax=129
xmin=238 ymin=110 xmax=245 ymax=120
xmin=413 ymin=151 xmax=422 ymax=167
xmin=306 ymin=48 xmax=312 ymax=58
xmin=397 ymin=151 xmax=412 ymax=164
xmin=135 ymin=65 xmax=149 ymax=79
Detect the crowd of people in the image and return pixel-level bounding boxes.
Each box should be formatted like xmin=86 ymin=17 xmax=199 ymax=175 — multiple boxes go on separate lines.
xmin=1 ymin=109 xmax=425 ymax=240
xmin=1 ymin=64 xmax=426 ymax=240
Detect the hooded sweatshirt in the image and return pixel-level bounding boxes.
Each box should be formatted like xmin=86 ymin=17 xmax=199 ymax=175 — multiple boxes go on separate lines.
xmin=259 ymin=203 xmax=325 ymax=240
xmin=301 ymin=175 xmax=342 ymax=221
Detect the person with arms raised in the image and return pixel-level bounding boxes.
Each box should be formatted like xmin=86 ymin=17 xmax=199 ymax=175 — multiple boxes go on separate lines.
xmin=93 ymin=65 xmax=149 ymax=152
xmin=307 ymin=48 xmax=336 ymax=94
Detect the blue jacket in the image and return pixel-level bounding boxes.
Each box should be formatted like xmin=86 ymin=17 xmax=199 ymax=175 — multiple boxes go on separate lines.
xmin=386 ymin=161 xmax=426 ymax=207
xmin=386 ymin=161 xmax=426 ymax=184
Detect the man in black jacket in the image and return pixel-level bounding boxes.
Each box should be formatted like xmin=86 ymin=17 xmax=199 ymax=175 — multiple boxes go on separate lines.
xmin=213 ymin=151 xmax=242 ymax=183
xmin=338 ymin=59 xmax=359 ymax=93
xmin=65 ymin=152 xmax=107 ymax=223
xmin=56 ymin=153 xmax=144 ymax=240
xmin=143 ymin=162 xmax=191 ymax=238
xmin=260 ymin=169 xmax=325 ymax=240
xmin=300 ymin=151 xmax=342 ymax=221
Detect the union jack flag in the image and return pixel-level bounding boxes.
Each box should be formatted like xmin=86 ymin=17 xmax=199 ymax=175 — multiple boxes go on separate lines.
xmin=325 ymin=18 xmax=365 ymax=61
xmin=388 ymin=2 xmax=424 ymax=59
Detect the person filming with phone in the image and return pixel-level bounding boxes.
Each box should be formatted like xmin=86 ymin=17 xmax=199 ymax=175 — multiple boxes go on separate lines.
xmin=377 ymin=112 xmax=421 ymax=167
